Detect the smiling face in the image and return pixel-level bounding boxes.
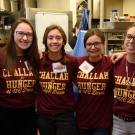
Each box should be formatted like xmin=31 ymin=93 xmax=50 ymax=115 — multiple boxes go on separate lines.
xmin=124 ymin=26 xmax=135 ymax=55
xmin=14 ymin=22 xmax=33 ymax=56
xmin=46 ymin=29 xmax=64 ymax=54
xmin=86 ymin=35 xmax=104 ymax=62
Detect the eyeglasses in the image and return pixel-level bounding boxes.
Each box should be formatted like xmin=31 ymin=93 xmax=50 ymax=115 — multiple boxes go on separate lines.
xmin=47 ymin=35 xmax=62 ymax=41
xmin=86 ymin=42 xmax=102 ymax=48
xmin=126 ymin=34 xmax=135 ymax=42
xmin=16 ymin=31 xmax=33 ymax=40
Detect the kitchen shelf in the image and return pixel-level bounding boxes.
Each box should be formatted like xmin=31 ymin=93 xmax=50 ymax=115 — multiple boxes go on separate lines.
xmin=100 ymin=29 xmax=125 ymax=55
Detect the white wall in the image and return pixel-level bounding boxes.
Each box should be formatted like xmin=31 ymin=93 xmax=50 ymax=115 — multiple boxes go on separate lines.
xmin=37 ymin=0 xmax=77 ymax=26
xmin=123 ymin=0 xmax=135 ymax=16
xmin=32 ymin=0 xmax=135 ymax=22
xmin=104 ymin=0 xmax=123 ymax=19
xmin=104 ymin=0 xmax=135 ymax=19
xmin=87 ymin=0 xmax=123 ymax=19
xmin=37 ymin=0 xmax=70 ymax=10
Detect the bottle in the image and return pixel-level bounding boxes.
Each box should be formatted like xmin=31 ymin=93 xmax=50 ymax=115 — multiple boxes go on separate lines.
xmin=110 ymin=10 xmax=119 ymax=22
xmin=124 ymin=14 xmax=130 ymax=22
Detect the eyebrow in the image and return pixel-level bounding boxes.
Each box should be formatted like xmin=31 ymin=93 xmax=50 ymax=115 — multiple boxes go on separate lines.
xmin=127 ymin=34 xmax=135 ymax=36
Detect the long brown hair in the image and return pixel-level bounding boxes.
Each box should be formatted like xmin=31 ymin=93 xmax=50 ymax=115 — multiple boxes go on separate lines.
xmin=5 ymin=17 xmax=40 ymax=78
xmin=42 ymin=24 xmax=67 ymax=54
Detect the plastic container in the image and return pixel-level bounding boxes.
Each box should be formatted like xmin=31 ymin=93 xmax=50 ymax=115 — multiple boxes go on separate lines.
xmin=130 ymin=16 xmax=135 ymax=22
xmin=110 ymin=10 xmax=119 ymax=22
xmin=124 ymin=14 xmax=130 ymax=21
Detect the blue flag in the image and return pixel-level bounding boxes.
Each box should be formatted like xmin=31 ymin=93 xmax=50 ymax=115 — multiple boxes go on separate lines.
xmin=72 ymin=8 xmax=89 ymax=56
xmin=72 ymin=30 xmax=87 ymax=56
xmin=79 ymin=8 xmax=89 ymax=30
xmin=72 ymin=9 xmax=89 ymax=98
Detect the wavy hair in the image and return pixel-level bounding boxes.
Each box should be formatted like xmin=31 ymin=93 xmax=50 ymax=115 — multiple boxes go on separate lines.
xmin=5 ymin=17 xmax=40 ymax=78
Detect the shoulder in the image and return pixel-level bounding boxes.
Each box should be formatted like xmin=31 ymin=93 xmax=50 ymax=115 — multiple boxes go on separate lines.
xmin=65 ymin=54 xmax=86 ymax=64
xmin=65 ymin=54 xmax=78 ymax=61
xmin=102 ymin=55 xmax=112 ymax=64
xmin=114 ymin=55 xmax=126 ymax=67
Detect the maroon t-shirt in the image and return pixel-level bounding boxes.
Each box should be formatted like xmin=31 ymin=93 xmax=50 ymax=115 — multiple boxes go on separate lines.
xmin=76 ymin=55 xmax=114 ymax=129
xmin=0 ymin=51 xmax=36 ymax=108
xmin=113 ymin=55 xmax=135 ymax=117
xmin=37 ymin=54 xmax=78 ymax=115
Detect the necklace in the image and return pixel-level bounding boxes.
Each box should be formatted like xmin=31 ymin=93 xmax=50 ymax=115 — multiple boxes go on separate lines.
xmin=125 ymin=60 xmax=135 ymax=89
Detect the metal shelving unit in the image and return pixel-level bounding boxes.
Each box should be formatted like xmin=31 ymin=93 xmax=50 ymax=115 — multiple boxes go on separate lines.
xmin=100 ymin=29 xmax=125 ymax=55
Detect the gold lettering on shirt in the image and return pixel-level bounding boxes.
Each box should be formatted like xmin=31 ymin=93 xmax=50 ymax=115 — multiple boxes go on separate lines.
xmin=39 ymin=71 xmax=68 ymax=94
xmin=40 ymin=71 xmax=68 ymax=80
xmin=2 ymin=68 xmax=33 ymax=77
xmin=115 ymin=75 xmax=135 ymax=104
xmin=77 ymin=71 xmax=109 ymax=79
xmin=78 ymin=82 xmax=106 ymax=95
xmin=115 ymin=76 xmax=135 ymax=104
xmin=6 ymin=80 xmax=35 ymax=88
xmin=40 ymin=82 xmax=66 ymax=94
xmin=115 ymin=88 xmax=135 ymax=104
xmin=115 ymin=76 xmax=134 ymax=85
xmin=77 ymin=71 xmax=109 ymax=95
xmin=6 ymin=80 xmax=35 ymax=94
xmin=2 ymin=68 xmax=35 ymax=94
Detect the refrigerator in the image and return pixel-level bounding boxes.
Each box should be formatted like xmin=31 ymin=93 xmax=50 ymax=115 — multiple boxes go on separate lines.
xmin=19 ymin=8 xmax=73 ymax=51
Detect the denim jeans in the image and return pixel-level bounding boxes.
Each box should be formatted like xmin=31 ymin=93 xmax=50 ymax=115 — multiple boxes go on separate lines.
xmin=112 ymin=115 xmax=135 ymax=135
xmin=79 ymin=128 xmax=112 ymax=135
xmin=37 ymin=111 xmax=78 ymax=135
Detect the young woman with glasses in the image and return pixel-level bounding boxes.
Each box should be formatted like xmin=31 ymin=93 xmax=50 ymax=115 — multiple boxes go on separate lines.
xmin=76 ymin=28 xmax=114 ymax=135
xmin=112 ymin=24 xmax=135 ymax=135
xmin=0 ymin=17 xmax=40 ymax=135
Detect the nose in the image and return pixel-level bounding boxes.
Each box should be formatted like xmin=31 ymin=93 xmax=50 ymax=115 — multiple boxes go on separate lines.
xmin=90 ymin=44 xmax=96 ymax=49
xmin=129 ymin=37 xmax=135 ymax=43
xmin=22 ymin=34 xmax=28 ymax=40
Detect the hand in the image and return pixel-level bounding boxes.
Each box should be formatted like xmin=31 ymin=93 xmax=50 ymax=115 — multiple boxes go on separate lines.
xmin=110 ymin=52 xmax=126 ymax=64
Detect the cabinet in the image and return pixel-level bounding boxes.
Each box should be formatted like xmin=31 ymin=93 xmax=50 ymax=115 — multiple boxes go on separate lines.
xmin=101 ymin=29 xmax=125 ymax=55
xmin=0 ymin=12 xmax=16 ymax=47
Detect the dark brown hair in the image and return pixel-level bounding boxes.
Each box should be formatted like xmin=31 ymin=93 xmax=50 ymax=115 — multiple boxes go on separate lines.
xmin=42 ymin=24 xmax=67 ymax=54
xmin=84 ymin=28 xmax=105 ymax=47
xmin=5 ymin=17 xmax=40 ymax=78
